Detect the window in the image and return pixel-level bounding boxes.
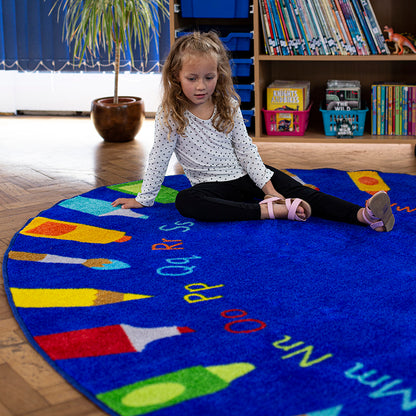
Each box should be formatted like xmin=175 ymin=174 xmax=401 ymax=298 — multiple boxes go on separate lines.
xmin=0 ymin=0 xmax=169 ymax=72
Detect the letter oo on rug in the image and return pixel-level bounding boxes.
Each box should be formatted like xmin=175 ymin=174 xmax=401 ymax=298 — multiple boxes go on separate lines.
xmin=221 ymin=309 xmax=267 ymax=334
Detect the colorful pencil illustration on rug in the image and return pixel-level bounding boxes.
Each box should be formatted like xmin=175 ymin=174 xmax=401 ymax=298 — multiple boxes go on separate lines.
xmin=8 ymin=250 xmax=130 ymax=270
xmin=293 ymin=405 xmax=343 ymax=416
xmin=59 ymin=196 xmax=149 ymax=219
xmin=10 ymin=288 xmax=152 ymax=308
xmin=282 ymin=169 xmax=319 ymax=190
xmin=20 ymin=217 xmax=132 ymax=244
xmin=347 ymin=171 xmax=391 ymax=195
xmin=108 ymin=182 xmax=179 ymax=204
xmin=97 ymin=362 xmax=255 ymax=416
xmin=35 ymin=324 xmax=195 ymax=359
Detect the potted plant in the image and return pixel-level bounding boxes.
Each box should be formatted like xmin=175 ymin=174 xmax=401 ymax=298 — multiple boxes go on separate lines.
xmin=50 ymin=0 xmax=168 ymax=142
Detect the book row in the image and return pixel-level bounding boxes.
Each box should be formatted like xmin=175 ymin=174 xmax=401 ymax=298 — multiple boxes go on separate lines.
xmin=262 ymin=80 xmax=416 ymax=137
xmin=372 ymin=84 xmax=416 ymax=136
xmin=259 ymin=0 xmax=390 ymax=56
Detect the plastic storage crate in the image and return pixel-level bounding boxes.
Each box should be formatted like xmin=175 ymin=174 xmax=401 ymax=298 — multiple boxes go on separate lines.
xmin=220 ymin=32 xmax=252 ymax=52
xmin=230 ymin=59 xmax=253 ymax=77
xmin=262 ymin=104 xmax=312 ymax=136
xmin=320 ymin=107 xmax=368 ymax=136
xmin=242 ymin=109 xmax=254 ymax=128
xmin=234 ymin=84 xmax=254 ymax=102
xmin=176 ymin=30 xmax=252 ymax=52
xmin=181 ymin=0 xmax=250 ymax=18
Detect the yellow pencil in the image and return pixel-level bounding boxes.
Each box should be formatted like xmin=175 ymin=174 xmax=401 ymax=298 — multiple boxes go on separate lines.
xmin=348 ymin=171 xmax=390 ymax=195
xmin=10 ymin=288 xmax=152 ymax=308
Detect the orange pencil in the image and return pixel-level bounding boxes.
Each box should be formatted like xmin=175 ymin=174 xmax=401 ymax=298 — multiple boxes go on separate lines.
xmin=20 ymin=217 xmax=131 ymax=244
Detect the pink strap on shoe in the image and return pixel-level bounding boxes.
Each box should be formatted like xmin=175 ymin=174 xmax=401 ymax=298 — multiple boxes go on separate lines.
xmin=285 ymin=198 xmax=307 ymax=221
xmin=362 ymin=203 xmax=384 ymax=230
xmin=259 ymin=197 xmax=281 ymax=219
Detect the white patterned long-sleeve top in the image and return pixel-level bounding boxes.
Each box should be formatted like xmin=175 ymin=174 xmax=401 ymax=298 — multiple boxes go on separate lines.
xmin=135 ymin=105 xmax=273 ymax=206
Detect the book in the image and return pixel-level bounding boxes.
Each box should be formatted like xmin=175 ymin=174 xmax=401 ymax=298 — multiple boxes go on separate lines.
xmin=336 ymin=116 xmax=354 ymax=138
xmin=289 ymin=0 xmax=311 ymax=55
xmin=358 ymin=0 xmax=390 ymax=54
xmin=402 ymin=86 xmax=408 ymax=136
xmin=274 ymin=111 xmax=295 ymax=132
xmin=280 ymin=0 xmax=302 ymax=54
xmin=350 ymin=0 xmax=378 ymax=54
xmin=343 ymin=0 xmax=370 ymax=55
xmin=332 ymin=0 xmax=356 ymax=54
xmin=305 ymin=0 xmax=330 ymax=54
xmin=395 ymin=85 xmax=401 ymax=135
xmin=273 ymin=0 xmax=292 ymax=55
xmin=326 ymin=79 xmax=361 ymax=110
xmin=296 ymin=0 xmax=321 ymax=54
xmin=376 ymin=84 xmax=382 ymax=135
xmin=258 ymin=0 xmax=388 ymax=56
xmin=267 ymin=80 xmax=311 ymax=111
xmin=371 ymin=84 xmax=377 ymax=135
xmin=313 ymin=0 xmax=339 ymax=55
xmin=371 ymin=82 xmax=416 ymax=136
xmin=336 ymin=0 xmax=360 ymax=54
xmin=380 ymin=85 xmax=386 ymax=135
xmin=327 ymin=0 xmax=353 ymax=54
xmin=408 ymin=86 xmax=416 ymax=136
xmin=387 ymin=85 xmax=393 ymax=135
xmin=407 ymin=86 xmax=412 ymax=136
xmin=412 ymin=86 xmax=416 ymax=135
xmin=320 ymin=0 xmax=345 ymax=54
xmin=259 ymin=0 xmax=275 ymax=55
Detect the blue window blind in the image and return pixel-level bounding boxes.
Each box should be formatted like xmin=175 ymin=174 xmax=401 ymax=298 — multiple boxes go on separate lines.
xmin=0 ymin=0 xmax=169 ymax=72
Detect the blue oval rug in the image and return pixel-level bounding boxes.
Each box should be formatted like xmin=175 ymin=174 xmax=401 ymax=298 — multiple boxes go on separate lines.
xmin=3 ymin=169 xmax=416 ymax=416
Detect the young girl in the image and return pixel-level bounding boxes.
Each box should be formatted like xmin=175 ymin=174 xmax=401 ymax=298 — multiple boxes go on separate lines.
xmin=112 ymin=32 xmax=394 ymax=232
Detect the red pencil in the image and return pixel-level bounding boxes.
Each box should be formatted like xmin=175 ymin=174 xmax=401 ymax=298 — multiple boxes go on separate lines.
xmin=35 ymin=324 xmax=195 ymax=360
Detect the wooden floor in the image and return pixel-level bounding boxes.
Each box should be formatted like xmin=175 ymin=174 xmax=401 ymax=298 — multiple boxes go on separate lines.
xmin=0 ymin=115 xmax=415 ymax=416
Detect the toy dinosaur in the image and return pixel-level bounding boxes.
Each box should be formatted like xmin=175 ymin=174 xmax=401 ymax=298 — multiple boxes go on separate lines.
xmin=383 ymin=26 xmax=416 ymax=55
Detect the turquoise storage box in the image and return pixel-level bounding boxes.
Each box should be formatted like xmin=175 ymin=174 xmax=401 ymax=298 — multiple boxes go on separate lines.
xmin=320 ymin=106 xmax=368 ymax=136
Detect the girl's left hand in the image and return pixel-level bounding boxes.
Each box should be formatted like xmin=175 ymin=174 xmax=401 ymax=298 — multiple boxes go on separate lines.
xmin=261 ymin=180 xmax=284 ymax=200
xmin=111 ymin=198 xmax=144 ymax=209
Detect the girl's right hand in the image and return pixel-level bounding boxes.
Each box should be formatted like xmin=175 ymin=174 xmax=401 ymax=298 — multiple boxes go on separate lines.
xmin=111 ymin=198 xmax=144 ymax=209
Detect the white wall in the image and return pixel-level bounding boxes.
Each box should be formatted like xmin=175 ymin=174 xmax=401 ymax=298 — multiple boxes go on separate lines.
xmin=0 ymin=71 xmax=162 ymax=114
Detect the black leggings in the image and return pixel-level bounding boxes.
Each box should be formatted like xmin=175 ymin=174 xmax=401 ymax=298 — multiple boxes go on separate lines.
xmin=175 ymin=166 xmax=362 ymax=225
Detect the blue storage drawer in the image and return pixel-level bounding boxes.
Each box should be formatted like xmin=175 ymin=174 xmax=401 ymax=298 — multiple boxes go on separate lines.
xmin=221 ymin=32 xmax=252 ymax=51
xmin=176 ymin=30 xmax=252 ymax=52
xmin=234 ymin=84 xmax=254 ymax=102
xmin=242 ymin=109 xmax=254 ymax=128
xmin=230 ymin=59 xmax=253 ymax=77
xmin=181 ymin=0 xmax=250 ymax=18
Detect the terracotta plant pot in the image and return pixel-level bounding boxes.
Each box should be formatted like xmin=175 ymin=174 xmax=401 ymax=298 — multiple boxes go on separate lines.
xmin=91 ymin=96 xmax=145 ymax=142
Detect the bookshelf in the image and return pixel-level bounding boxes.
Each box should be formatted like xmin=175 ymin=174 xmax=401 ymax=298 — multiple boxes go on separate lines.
xmin=170 ymin=0 xmax=416 ymax=144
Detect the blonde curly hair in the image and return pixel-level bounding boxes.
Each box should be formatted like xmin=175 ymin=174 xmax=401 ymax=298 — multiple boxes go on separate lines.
xmin=160 ymin=31 xmax=241 ymax=137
